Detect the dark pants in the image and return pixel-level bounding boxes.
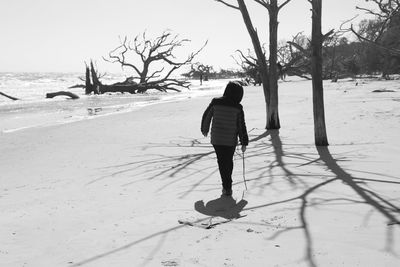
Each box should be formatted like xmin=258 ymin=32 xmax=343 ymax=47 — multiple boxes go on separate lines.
xmin=213 ymin=145 xmax=236 ymax=191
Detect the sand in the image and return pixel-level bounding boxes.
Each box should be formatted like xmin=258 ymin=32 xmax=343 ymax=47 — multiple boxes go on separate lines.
xmin=1 ymin=78 xmax=399 ymax=267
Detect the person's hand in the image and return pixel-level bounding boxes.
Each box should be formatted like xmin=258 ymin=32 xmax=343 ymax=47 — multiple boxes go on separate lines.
xmin=202 ymin=132 xmax=208 ymax=137
xmin=241 ymin=145 xmax=247 ymax=153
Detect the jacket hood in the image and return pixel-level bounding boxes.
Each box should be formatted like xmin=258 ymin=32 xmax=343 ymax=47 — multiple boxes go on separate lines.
xmin=223 ymin=81 xmax=244 ymax=104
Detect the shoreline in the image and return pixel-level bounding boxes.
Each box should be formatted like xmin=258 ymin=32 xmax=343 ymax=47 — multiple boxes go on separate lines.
xmin=0 ymin=78 xmax=230 ymax=134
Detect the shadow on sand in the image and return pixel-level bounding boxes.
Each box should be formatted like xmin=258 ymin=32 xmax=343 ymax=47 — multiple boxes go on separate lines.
xmin=177 ymin=196 xmax=248 ymax=230
xmin=195 ymin=196 xmax=248 ymax=220
xmin=74 ymin=129 xmax=400 ymax=267
xmin=243 ymin=130 xmax=400 ymax=267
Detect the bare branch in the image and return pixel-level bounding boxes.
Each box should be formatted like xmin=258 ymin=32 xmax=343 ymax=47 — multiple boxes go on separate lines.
xmin=231 ymin=54 xmax=243 ymax=67
xmin=287 ymin=41 xmax=309 ymax=56
xmin=105 ymin=36 xmax=142 ymax=77
xmin=214 ymin=0 xmax=239 ymax=9
xmin=350 ymin=24 xmax=400 ymax=56
xmin=235 ymin=49 xmax=258 ymax=67
xmin=278 ymin=0 xmax=293 ymax=11
xmin=339 ymin=15 xmax=358 ymax=31
xmin=0 ymin=91 xmax=19 ymax=100
xmin=131 ymin=34 xmax=148 ymax=63
xmin=146 ymin=67 xmax=165 ymax=82
xmin=357 ymin=0 xmax=400 ymax=18
xmin=322 ymin=29 xmax=335 ymax=40
xmin=356 ymin=6 xmax=386 ymax=18
xmin=350 ymin=0 xmax=399 ymax=46
xmin=254 ymin=0 xmax=270 ymax=10
xmin=163 ymin=40 xmax=208 ymax=66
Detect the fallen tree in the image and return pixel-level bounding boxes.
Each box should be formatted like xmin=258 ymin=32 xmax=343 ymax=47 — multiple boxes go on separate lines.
xmin=84 ymin=31 xmax=207 ymax=95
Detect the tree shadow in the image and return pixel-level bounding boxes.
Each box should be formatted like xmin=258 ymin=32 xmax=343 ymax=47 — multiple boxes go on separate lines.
xmin=242 ymin=130 xmax=400 ymax=266
xmin=88 ymin=137 xmax=220 ymax=198
xmin=244 ymin=129 xmax=321 ymax=196
xmin=317 ymin=146 xmax=400 ymax=225
xmin=77 ymin=130 xmax=399 ymax=267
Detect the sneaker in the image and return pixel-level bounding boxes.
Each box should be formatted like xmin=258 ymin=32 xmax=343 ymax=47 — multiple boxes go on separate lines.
xmin=222 ymin=188 xmax=232 ymax=196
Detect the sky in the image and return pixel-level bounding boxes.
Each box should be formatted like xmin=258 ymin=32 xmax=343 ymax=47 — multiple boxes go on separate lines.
xmin=0 ymin=0 xmax=377 ymax=73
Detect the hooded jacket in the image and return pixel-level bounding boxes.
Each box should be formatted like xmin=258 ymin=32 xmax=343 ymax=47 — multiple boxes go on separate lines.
xmin=201 ymin=83 xmax=249 ymax=146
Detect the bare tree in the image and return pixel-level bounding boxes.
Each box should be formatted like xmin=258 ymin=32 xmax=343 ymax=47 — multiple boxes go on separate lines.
xmin=309 ymin=0 xmax=329 ymax=146
xmin=254 ymin=0 xmax=292 ymax=128
xmin=215 ymin=0 xmax=270 ymax=129
xmin=103 ymin=31 xmax=207 ymax=93
xmin=189 ymin=63 xmax=214 ymax=84
xmin=232 ymin=48 xmax=263 ymax=84
xmin=280 ymin=32 xmax=313 ymax=80
xmin=352 ymin=0 xmax=400 ymax=55
xmin=351 ymin=0 xmax=400 ymax=77
xmin=215 ymin=0 xmax=292 ymax=129
xmin=356 ymin=0 xmax=400 ymax=40
xmin=322 ymin=23 xmax=350 ymax=80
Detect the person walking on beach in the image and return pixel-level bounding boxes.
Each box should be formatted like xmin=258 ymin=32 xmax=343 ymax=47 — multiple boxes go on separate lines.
xmin=201 ymin=81 xmax=249 ymax=196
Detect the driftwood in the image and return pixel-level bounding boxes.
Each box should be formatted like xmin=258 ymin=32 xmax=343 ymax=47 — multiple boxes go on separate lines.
xmin=46 ymin=91 xmax=80 ymax=99
xmin=98 ymin=83 xmax=182 ymax=94
xmin=68 ymin=84 xmax=85 ymax=89
xmin=372 ymin=89 xmax=396 ymax=93
xmin=0 ymin=91 xmax=19 ymax=100
xmin=97 ymin=77 xmax=139 ymax=94
xmin=99 ymin=84 xmax=139 ymax=94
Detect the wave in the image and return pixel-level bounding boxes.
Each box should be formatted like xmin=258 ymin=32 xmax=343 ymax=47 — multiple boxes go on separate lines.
xmin=0 ymin=72 xmax=230 ymax=133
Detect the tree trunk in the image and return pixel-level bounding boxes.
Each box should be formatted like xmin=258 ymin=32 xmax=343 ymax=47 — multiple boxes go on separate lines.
xmin=85 ymin=65 xmax=93 ymax=94
xmin=140 ymin=61 xmax=150 ymax=84
xmin=90 ymin=61 xmax=101 ymax=94
xmin=311 ymin=0 xmax=329 ymax=146
xmin=329 ymin=44 xmax=337 ymax=80
xmin=99 ymin=85 xmax=138 ymax=94
xmin=237 ymin=0 xmax=270 ymax=128
xmin=267 ymin=0 xmax=280 ymax=129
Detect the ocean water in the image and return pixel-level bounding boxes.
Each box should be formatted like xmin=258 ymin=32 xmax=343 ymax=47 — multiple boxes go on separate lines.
xmin=0 ymin=72 xmax=228 ymax=133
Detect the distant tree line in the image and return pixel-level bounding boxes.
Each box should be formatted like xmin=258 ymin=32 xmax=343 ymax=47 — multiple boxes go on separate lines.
xmin=181 ymin=63 xmax=245 ymax=81
xmin=351 ymin=0 xmax=400 ymax=78
xmin=228 ymin=0 xmax=400 ymax=83
xmin=237 ymin=25 xmax=399 ymax=83
xmin=277 ymin=17 xmax=400 ymax=81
